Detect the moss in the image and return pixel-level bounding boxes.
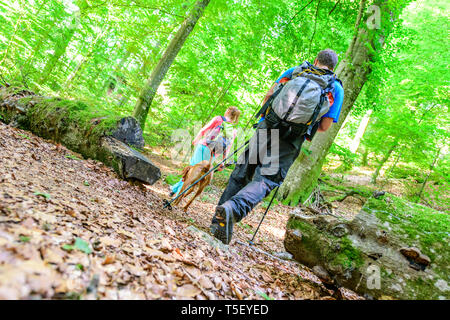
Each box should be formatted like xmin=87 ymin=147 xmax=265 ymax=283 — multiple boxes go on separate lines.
xmin=364 ymin=195 xmax=450 ymax=261
xmin=405 ymin=277 xmax=446 ymax=300
xmin=333 ymin=237 xmax=364 ymax=269
xmin=288 ymin=218 xmax=364 ymax=271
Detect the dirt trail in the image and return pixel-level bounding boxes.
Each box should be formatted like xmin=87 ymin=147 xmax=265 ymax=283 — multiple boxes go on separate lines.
xmin=0 ymin=122 xmax=362 ymax=300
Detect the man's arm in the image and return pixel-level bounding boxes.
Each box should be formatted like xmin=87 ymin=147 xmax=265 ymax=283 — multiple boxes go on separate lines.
xmin=317 ymin=117 xmax=333 ymax=132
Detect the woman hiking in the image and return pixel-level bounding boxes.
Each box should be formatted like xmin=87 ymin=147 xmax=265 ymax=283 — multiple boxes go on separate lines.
xmin=170 ymin=106 xmax=241 ymax=197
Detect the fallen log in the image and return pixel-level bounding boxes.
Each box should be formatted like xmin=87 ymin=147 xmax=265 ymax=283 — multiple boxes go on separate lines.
xmin=284 ymin=194 xmax=450 ymax=300
xmin=0 ymin=86 xmax=160 ymax=185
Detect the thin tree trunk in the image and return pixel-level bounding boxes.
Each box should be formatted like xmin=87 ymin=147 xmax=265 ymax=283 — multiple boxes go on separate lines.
xmin=372 ymin=143 xmax=396 ymax=184
xmin=417 ymin=147 xmax=442 ymax=200
xmin=350 ymin=109 xmax=372 ymax=153
xmin=280 ymin=0 xmax=396 ymax=205
xmin=38 ymin=27 xmax=76 ymax=84
xmin=133 ymin=0 xmax=211 ymax=129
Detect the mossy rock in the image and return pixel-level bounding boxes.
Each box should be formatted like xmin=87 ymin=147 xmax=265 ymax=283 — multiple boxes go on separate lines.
xmin=0 ymin=87 xmax=160 ymax=184
xmin=285 ymin=195 xmax=450 ymax=300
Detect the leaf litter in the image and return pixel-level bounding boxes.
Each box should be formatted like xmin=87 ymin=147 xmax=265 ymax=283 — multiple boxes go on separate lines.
xmin=0 ymin=122 xmax=362 ymax=300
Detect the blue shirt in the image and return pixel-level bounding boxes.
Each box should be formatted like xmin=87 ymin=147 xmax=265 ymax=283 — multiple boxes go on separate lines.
xmin=276 ymin=67 xmax=344 ymax=123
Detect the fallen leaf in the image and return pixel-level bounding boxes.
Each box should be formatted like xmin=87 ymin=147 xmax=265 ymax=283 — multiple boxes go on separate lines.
xmin=102 ymin=255 xmax=116 ymax=265
xmin=176 ymin=284 xmax=200 ymax=297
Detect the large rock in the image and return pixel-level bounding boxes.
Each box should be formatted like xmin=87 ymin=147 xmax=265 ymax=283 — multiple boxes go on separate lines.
xmin=284 ymin=194 xmax=450 ymax=300
xmin=0 ymin=86 xmax=160 ymax=185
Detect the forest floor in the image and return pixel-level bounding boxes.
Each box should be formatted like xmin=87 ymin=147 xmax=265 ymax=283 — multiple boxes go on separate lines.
xmin=0 ymin=122 xmax=364 ymax=300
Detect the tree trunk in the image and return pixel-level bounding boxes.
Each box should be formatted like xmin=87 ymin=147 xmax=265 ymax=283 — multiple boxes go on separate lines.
xmin=372 ymin=143 xmax=396 ymax=184
xmin=38 ymin=27 xmax=76 ymax=84
xmin=0 ymin=86 xmax=160 ymax=184
xmin=350 ymin=109 xmax=373 ymax=153
xmin=417 ymin=147 xmax=442 ymax=200
xmin=133 ymin=0 xmax=211 ymax=129
xmin=280 ymin=0 xmax=392 ymax=205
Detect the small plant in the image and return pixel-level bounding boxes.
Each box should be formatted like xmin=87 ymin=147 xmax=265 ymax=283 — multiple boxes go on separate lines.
xmin=34 ymin=191 xmax=51 ymax=200
xmin=18 ymin=133 xmax=30 ymax=139
xmin=19 ymin=235 xmax=30 ymax=242
xmin=65 ymin=154 xmax=81 ymax=160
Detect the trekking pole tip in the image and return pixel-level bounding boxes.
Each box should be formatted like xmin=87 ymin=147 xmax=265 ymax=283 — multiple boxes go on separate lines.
xmin=162 ymin=199 xmax=172 ymax=210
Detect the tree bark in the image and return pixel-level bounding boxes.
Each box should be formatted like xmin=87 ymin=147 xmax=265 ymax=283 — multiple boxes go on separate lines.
xmin=133 ymin=0 xmax=211 ymax=129
xmin=280 ymin=0 xmax=393 ymax=205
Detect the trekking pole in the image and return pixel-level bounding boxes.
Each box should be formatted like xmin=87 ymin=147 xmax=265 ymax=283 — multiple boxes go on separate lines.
xmin=248 ymin=186 xmax=279 ymax=246
xmin=163 ymin=139 xmax=250 ymax=210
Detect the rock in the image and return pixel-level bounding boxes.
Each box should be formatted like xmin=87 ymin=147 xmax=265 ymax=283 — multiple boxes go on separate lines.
xmin=101 ymin=137 xmax=160 ymax=184
xmin=284 ymin=194 xmax=450 ymax=300
xmin=373 ymin=191 xmax=386 ymax=199
xmin=312 ymin=265 xmax=333 ymax=285
xmin=111 ymin=117 xmax=145 ymax=149
xmin=272 ymin=252 xmax=293 ymax=260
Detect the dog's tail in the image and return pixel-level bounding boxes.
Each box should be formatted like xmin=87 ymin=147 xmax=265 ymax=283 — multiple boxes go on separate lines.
xmin=208 ymin=149 xmax=214 ymax=168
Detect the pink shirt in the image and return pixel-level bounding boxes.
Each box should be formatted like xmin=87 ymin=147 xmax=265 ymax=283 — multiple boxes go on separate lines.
xmin=192 ymin=116 xmax=237 ymax=158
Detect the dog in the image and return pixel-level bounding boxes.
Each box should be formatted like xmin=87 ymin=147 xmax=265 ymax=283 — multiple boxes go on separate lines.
xmin=172 ymin=154 xmax=214 ymax=212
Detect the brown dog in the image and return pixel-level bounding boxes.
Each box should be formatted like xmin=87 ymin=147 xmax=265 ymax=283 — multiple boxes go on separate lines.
xmin=172 ymin=155 xmax=214 ymax=212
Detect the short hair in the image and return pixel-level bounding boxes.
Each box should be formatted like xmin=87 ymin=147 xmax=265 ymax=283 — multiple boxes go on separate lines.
xmin=225 ymin=106 xmax=241 ymax=124
xmin=316 ymin=49 xmax=338 ymax=70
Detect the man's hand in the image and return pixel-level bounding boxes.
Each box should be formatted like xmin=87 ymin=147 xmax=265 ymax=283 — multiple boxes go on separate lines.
xmin=217 ymin=163 xmax=225 ymax=172
xmin=317 ymin=117 xmax=333 ymax=132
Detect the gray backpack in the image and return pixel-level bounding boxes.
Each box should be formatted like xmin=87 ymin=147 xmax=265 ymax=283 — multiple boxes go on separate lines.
xmin=271 ymin=61 xmax=337 ymax=125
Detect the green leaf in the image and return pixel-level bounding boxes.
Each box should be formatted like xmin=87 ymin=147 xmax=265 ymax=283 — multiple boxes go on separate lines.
xmin=76 ymin=263 xmax=84 ymax=271
xmin=62 ymin=244 xmax=74 ymax=251
xmin=65 ymin=154 xmax=81 ymax=160
xmin=18 ymin=133 xmax=30 ymax=140
xmin=74 ymin=237 xmax=92 ymax=254
xmin=301 ymin=147 xmax=312 ymax=156
xmin=83 ymin=180 xmax=90 ymax=186
xmin=255 ymin=290 xmax=274 ymax=300
xmin=19 ymin=236 xmax=30 ymax=242
xmin=34 ymin=191 xmax=51 ymax=200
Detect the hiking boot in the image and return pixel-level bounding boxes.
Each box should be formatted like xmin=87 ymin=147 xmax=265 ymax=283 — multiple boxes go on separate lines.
xmin=210 ymin=205 xmax=235 ymax=245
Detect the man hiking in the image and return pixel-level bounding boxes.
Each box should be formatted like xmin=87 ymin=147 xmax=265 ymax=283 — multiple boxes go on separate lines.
xmin=210 ymin=49 xmax=344 ymax=244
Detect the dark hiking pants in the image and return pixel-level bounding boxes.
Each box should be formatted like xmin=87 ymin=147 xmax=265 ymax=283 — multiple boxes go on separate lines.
xmin=217 ymin=120 xmax=305 ymax=222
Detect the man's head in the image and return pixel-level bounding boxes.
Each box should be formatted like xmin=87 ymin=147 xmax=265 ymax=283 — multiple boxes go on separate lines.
xmin=314 ymin=49 xmax=339 ymax=71
xmin=224 ymin=106 xmax=241 ymax=124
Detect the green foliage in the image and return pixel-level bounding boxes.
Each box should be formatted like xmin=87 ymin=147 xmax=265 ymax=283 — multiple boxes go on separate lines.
xmin=62 ymin=237 xmax=92 ymax=254
xmin=165 ymin=173 xmax=181 ymax=186
xmin=33 ymin=191 xmax=51 ymax=200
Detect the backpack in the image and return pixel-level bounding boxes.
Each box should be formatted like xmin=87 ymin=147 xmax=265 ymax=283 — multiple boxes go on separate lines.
xmin=205 ymin=116 xmax=234 ymax=155
xmin=260 ymin=61 xmax=341 ymax=139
